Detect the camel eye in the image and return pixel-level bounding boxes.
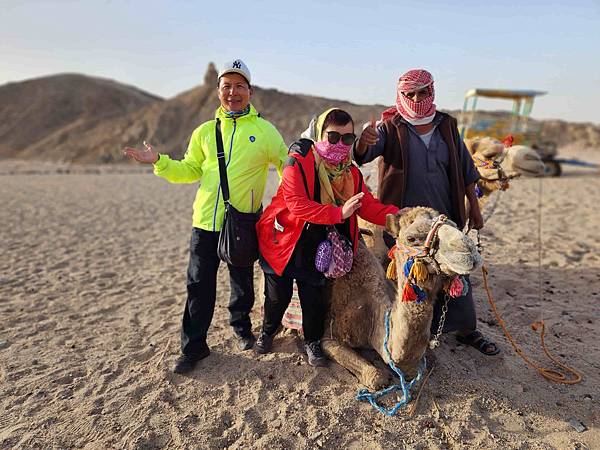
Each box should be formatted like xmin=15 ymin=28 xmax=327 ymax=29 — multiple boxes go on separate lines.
xmin=406 ymin=236 xmax=417 ymax=244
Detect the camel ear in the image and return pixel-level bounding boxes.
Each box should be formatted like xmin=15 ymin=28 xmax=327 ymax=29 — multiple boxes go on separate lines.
xmin=385 ymin=213 xmax=401 ymax=237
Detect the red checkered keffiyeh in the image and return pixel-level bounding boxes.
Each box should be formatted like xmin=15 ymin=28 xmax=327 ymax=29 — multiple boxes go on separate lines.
xmin=381 ymin=69 xmax=436 ymax=124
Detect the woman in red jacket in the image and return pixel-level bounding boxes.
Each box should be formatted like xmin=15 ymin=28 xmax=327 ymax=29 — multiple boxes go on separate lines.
xmin=255 ymin=108 xmax=399 ymax=366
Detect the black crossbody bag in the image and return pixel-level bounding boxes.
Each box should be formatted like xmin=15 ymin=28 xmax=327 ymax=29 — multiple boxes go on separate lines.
xmin=215 ymin=118 xmax=262 ymax=267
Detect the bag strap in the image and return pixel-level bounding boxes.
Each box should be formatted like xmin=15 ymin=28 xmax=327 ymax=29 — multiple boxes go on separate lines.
xmin=313 ymin=162 xmax=321 ymax=203
xmin=356 ymin=167 xmax=363 ymax=194
xmin=295 ymin=159 xmax=310 ymax=199
xmin=293 ymin=157 xmax=321 ymax=203
xmin=215 ymin=118 xmax=230 ymax=203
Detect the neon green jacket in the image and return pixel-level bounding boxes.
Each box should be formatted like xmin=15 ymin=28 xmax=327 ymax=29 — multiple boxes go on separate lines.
xmin=153 ymin=104 xmax=288 ymax=231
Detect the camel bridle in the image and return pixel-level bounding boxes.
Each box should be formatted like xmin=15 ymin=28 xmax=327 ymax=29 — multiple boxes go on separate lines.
xmin=474 ymin=153 xmax=513 ymax=190
xmin=394 ymin=214 xmax=449 ymax=274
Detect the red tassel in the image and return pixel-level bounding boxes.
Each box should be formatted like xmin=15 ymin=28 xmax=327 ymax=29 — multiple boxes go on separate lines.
xmin=387 ymin=244 xmax=397 ymax=260
xmin=402 ymin=283 xmax=418 ymax=302
xmin=448 ymin=276 xmax=463 ymax=297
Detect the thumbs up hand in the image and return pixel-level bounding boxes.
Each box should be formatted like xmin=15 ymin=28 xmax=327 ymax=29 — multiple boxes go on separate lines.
xmin=361 ymin=117 xmax=379 ymax=145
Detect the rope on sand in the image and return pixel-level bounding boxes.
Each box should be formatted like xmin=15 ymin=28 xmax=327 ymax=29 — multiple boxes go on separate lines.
xmin=356 ymin=309 xmax=426 ymax=416
xmin=481 ymin=265 xmax=582 ymax=384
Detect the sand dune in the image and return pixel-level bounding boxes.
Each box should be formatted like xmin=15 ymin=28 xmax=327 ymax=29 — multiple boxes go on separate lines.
xmin=0 ymin=157 xmax=598 ymax=449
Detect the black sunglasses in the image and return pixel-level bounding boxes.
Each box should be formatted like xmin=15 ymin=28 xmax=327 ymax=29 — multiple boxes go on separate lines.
xmin=326 ymin=131 xmax=356 ymax=145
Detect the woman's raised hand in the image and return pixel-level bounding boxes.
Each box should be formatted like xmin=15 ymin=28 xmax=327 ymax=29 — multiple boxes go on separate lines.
xmin=341 ymin=192 xmax=365 ymax=219
xmin=123 ymin=141 xmax=159 ymax=164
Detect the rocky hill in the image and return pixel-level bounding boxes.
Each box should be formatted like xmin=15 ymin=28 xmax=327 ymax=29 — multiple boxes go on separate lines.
xmin=1 ymin=64 xmax=598 ymax=163
xmin=0 ymin=73 xmax=162 ymax=161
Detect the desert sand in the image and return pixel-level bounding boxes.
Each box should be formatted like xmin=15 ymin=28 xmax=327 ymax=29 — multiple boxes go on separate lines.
xmin=1 ymin=150 xmax=599 ymax=449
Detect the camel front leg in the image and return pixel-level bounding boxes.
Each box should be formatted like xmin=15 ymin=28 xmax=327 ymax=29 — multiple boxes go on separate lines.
xmin=322 ymin=338 xmax=390 ymax=390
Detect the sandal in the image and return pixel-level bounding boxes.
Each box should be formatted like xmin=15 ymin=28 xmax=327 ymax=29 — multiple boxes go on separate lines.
xmin=456 ymin=330 xmax=500 ymax=356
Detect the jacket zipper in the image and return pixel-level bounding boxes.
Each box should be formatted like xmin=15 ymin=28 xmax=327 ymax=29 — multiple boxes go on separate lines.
xmin=212 ymin=118 xmax=237 ymax=231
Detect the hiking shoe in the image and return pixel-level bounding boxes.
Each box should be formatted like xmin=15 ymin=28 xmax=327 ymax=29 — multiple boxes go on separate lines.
xmin=173 ymin=349 xmax=210 ymax=374
xmin=254 ymin=331 xmax=274 ymax=354
xmin=305 ymin=340 xmax=328 ymax=367
xmin=233 ymin=331 xmax=256 ymax=351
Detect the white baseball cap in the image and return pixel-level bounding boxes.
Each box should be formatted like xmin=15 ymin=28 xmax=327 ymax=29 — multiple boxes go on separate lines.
xmin=218 ymin=59 xmax=251 ymax=85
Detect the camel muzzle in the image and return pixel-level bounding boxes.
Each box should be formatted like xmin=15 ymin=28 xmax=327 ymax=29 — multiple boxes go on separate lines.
xmin=434 ymin=224 xmax=482 ymax=275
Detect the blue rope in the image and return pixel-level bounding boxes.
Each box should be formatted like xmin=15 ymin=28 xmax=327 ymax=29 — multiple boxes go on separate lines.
xmin=356 ymin=309 xmax=426 ymax=416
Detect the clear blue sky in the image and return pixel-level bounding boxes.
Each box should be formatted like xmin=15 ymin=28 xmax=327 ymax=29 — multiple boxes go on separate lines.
xmin=2 ymin=0 xmax=599 ymax=123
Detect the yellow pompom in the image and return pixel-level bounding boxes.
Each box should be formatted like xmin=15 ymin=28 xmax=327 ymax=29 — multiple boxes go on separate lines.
xmin=386 ymin=258 xmax=397 ymax=280
xmin=409 ymin=258 xmax=428 ymax=284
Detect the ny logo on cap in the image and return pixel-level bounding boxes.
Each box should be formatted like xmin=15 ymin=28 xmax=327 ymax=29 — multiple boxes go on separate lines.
xmin=232 ymin=60 xmax=242 ymax=69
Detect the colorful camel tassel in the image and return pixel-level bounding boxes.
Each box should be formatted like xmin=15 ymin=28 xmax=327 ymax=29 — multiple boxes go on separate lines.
xmin=402 ymin=283 xmax=418 ymax=302
xmin=403 ymin=258 xmax=414 ymax=278
xmin=413 ymin=284 xmax=427 ymax=303
xmin=410 ymin=259 xmax=428 ymax=284
xmin=401 ymin=282 xmax=426 ymax=303
xmin=447 ymin=276 xmax=464 ymax=298
xmin=386 ymin=258 xmax=397 ymax=280
xmin=403 ymin=257 xmax=428 ymax=284
xmin=386 ymin=245 xmax=398 ymax=280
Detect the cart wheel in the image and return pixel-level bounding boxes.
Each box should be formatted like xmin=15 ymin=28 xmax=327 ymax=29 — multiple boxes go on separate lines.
xmin=543 ymin=160 xmax=562 ymax=177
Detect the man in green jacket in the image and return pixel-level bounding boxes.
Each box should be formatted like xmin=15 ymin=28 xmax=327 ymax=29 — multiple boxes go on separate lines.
xmin=124 ymin=59 xmax=288 ymax=374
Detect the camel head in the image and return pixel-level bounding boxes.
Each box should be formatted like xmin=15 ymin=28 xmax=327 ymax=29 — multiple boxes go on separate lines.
xmin=465 ymin=136 xmax=544 ymax=182
xmin=381 ymin=207 xmax=481 ymax=379
xmin=385 ymin=207 xmax=482 ymax=279
xmin=502 ymin=145 xmax=545 ymax=177
xmin=464 ymin=137 xmax=508 ymax=186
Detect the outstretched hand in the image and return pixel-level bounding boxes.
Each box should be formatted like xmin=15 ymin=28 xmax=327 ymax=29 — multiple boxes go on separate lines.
xmin=341 ymin=192 xmax=364 ymax=219
xmin=123 ymin=141 xmax=159 ymax=164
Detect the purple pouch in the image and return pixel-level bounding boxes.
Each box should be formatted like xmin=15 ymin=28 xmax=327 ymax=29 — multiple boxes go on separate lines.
xmin=315 ymin=239 xmax=333 ymax=273
xmin=324 ymin=229 xmax=354 ymax=279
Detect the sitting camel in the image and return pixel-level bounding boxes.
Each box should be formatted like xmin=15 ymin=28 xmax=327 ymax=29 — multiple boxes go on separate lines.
xmin=465 ymin=136 xmax=545 ymax=202
xmin=322 ymin=207 xmax=482 ymax=389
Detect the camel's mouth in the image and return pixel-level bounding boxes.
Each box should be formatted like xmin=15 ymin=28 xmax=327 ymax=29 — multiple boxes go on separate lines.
xmin=434 ymin=225 xmax=482 ymax=275
xmin=479 ymin=170 xmax=501 ymax=181
xmin=436 ymin=250 xmax=482 ymax=275
xmin=513 ymin=162 xmax=545 ymax=176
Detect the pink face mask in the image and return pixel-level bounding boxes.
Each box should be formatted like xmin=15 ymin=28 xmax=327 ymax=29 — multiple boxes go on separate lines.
xmin=314 ymin=140 xmax=351 ymax=165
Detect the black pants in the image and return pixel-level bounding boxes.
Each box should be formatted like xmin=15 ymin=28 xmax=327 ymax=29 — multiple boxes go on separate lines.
xmin=181 ymin=228 xmax=254 ymax=355
xmin=429 ymin=287 xmax=477 ymax=334
xmin=262 ymin=272 xmax=325 ymax=343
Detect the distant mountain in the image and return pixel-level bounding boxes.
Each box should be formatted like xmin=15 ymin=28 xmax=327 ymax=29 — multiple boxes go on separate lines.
xmin=0 ymin=65 xmax=598 ymax=163
xmin=0 ymin=73 xmax=162 ymax=161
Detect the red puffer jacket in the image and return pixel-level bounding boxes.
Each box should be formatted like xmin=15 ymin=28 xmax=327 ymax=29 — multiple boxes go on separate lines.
xmin=257 ymin=140 xmax=399 ymax=276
